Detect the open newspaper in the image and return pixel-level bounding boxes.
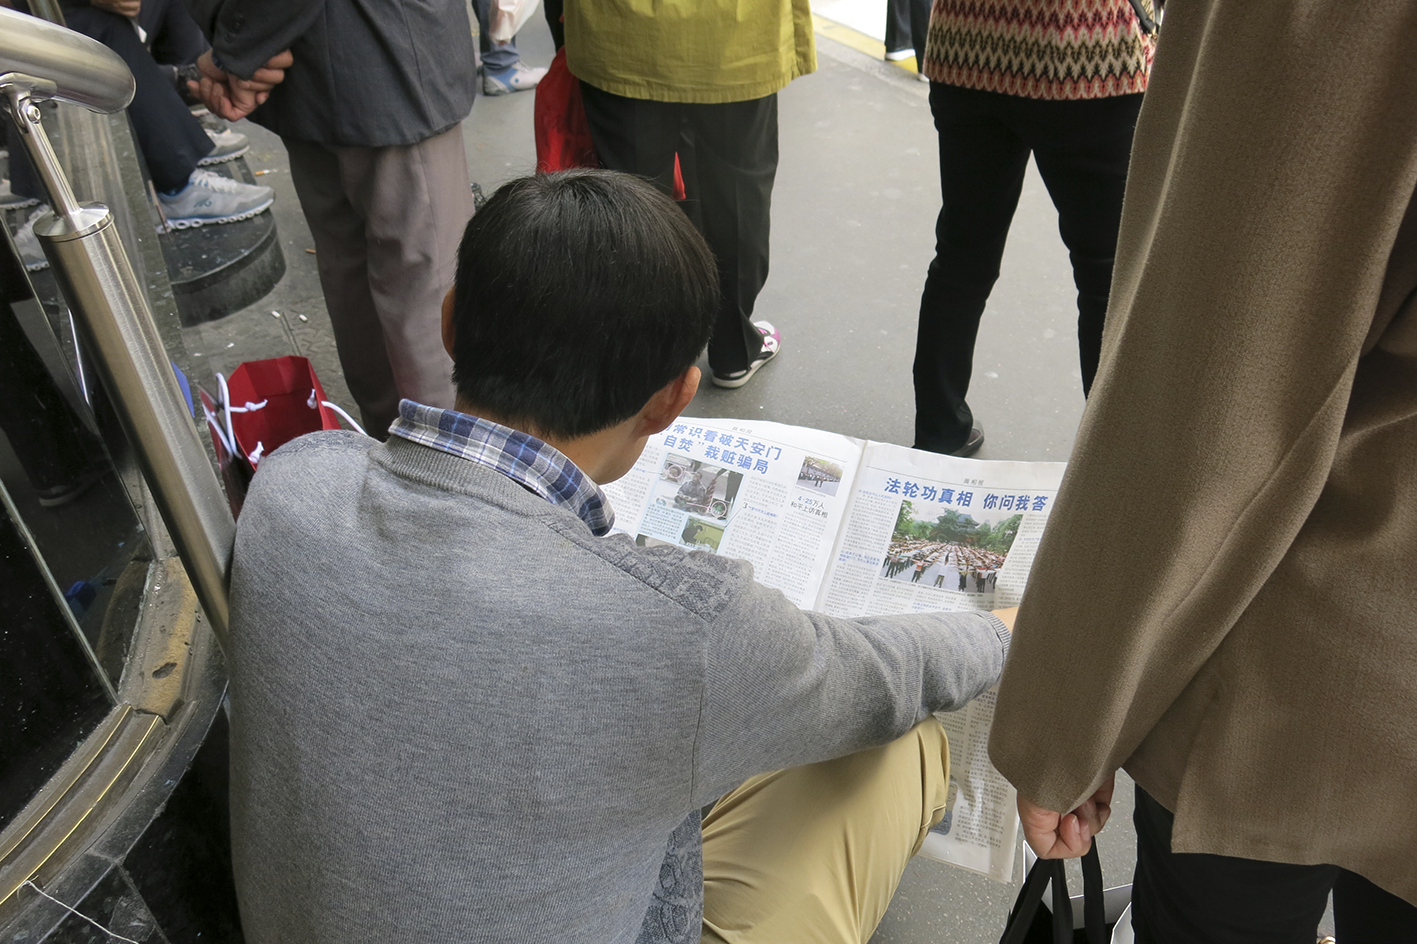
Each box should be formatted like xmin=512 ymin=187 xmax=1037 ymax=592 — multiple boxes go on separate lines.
xmin=600 ymin=417 xmax=1065 ymax=883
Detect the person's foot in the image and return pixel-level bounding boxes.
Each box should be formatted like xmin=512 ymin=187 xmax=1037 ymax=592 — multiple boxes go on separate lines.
xmin=1 ymin=177 xmax=40 ymax=209
xmin=157 ymin=168 xmax=273 ymax=230
xmin=884 ymin=47 xmax=914 ymax=61
xmin=483 ymin=61 xmax=548 ymax=96
xmin=36 ymin=466 xmax=106 ymax=508
xmin=12 ymin=205 xmax=50 ymax=271
xmin=197 ymin=127 xmax=250 ymax=166
xmin=949 ymin=421 xmax=984 ymax=457
xmin=711 ymin=321 xmax=782 ymax=389
xmin=913 ymin=420 xmax=985 ymax=458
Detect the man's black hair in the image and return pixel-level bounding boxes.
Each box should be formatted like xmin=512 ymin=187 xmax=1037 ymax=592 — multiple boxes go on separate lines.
xmin=451 ymin=169 xmax=718 ymax=439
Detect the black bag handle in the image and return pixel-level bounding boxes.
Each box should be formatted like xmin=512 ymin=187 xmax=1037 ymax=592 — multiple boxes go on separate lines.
xmin=1082 ymin=843 xmax=1107 ymax=943
xmin=998 ymin=846 xmax=1108 ymax=944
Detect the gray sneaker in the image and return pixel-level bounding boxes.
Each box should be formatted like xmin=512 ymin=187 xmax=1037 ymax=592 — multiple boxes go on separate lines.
xmin=157 ymin=168 xmax=273 ymax=229
xmin=12 ymin=204 xmax=50 ymax=271
xmin=197 ymin=127 xmax=250 ymax=166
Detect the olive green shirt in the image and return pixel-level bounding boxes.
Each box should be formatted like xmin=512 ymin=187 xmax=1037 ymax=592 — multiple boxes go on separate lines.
xmin=564 ymin=0 xmax=816 ymax=105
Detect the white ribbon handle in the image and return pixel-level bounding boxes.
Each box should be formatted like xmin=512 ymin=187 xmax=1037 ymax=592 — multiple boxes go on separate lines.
xmin=203 ymin=404 xmax=236 ymax=455
xmin=306 ymin=389 xmax=368 ymax=436
xmin=216 ymin=372 xmax=273 ymax=467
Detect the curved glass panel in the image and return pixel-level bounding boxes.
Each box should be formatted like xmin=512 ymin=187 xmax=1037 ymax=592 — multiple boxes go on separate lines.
xmin=0 ymin=496 xmax=114 ymax=829
xmin=1 ymin=191 xmax=148 ymax=690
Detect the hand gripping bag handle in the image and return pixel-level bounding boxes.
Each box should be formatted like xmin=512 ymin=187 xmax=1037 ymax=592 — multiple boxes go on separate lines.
xmin=999 ymin=846 xmax=1107 ymax=944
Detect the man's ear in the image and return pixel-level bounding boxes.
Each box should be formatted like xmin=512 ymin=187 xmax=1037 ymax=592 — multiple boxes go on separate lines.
xmin=638 ymin=367 xmax=700 ymax=436
xmin=441 ymin=288 xmax=457 ymax=358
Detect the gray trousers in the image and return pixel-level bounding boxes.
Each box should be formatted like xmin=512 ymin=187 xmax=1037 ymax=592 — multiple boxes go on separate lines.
xmin=284 ymin=125 xmax=474 ymax=437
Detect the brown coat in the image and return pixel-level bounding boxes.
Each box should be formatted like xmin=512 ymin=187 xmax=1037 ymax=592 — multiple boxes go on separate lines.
xmin=989 ymin=0 xmax=1417 ymax=904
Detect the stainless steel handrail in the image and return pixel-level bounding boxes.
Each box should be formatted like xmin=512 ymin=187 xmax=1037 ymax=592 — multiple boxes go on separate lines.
xmin=0 ymin=8 xmax=133 ymax=114
xmin=0 ymin=10 xmax=234 ymax=652
xmin=21 ymin=0 xmax=68 ymax=28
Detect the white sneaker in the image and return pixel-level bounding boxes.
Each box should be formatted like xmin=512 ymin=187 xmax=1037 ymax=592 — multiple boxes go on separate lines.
xmin=12 ymin=204 xmax=50 ymax=271
xmin=1 ymin=177 xmax=40 ymax=209
xmin=482 ymin=61 xmax=548 ymax=96
xmin=196 ymin=127 xmax=250 ymax=166
xmin=157 ymin=168 xmax=273 ymax=230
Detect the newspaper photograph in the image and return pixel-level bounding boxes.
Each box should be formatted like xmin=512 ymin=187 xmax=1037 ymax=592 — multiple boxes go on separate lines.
xmin=604 ymin=419 xmax=864 ymax=608
xmin=601 ymin=422 xmax=1066 ymax=882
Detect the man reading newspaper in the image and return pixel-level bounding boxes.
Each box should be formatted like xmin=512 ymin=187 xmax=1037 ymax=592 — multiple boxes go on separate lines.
xmin=227 ymin=170 xmax=1016 ymax=944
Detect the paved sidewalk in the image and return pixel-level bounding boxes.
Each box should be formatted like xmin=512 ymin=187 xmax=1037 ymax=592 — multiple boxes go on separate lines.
xmin=177 ymin=14 xmax=1147 ymax=943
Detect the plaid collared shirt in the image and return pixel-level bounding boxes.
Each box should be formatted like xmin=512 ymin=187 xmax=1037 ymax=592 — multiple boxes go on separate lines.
xmin=389 ymin=400 xmax=614 ymax=536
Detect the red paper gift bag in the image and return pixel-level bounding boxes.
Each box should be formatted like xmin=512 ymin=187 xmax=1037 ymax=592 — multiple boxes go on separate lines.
xmin=200 ymin=355 xmax=362 ymax=518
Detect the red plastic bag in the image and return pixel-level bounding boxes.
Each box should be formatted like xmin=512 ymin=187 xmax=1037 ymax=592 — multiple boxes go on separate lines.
xmin=534 ymin=46 xmax=686 ymax=199
xmin=199 ymin=355 xmax=362 ymax=518
xmin=535 ymin=47 xmax=598 ymax=174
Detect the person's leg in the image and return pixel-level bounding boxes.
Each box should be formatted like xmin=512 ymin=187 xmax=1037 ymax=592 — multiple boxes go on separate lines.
xmin=472 ymin=0 xmax=520 ymax=71
xmin=284 ymin=139 xmax=401 ymax=436
xmin=141 ymin=0 xmax=210 ymax=66
xmin=1332 ymin=869 xmax=1417 ymax=943
xmin=5 ymin=120 xmax=42 ymax=203
xmin=913 ymin=83 xmax=1030 ymax=454
xmin=347 ymin=125 xmax=473 ymax=425
xmin=1022 ymin=93 xmax=1143 ymax=396
xmin=580 ymin=83 xmax=682 ymax=194
xmin=684 ymin=95 xmax=779 ymax=377
xmin=543 ymin=0 xmax=565 ymax=50
xmin=580 ymin=85 xmax=770 ymax=374
xmin=61 ymin=6 xmax=210 ymax=194
xmin=701 ymin=719 xmax=951 ymax=944
xmin=908 ymin=0 xmax=931 ymax=65
xmin=884 ymin=0 xmax=912 ymax=56
xmin=1131 ymin=786 xmax=1338 ymax=944
xmin=0 ymin=284 xmax=105 ymax=500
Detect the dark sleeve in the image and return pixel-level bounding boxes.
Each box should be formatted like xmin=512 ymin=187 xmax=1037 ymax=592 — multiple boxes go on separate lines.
xmin=690 ymin=570 xmax=1009 ymax=806
xmin=181 ymin=0 xmax=322 ymax=78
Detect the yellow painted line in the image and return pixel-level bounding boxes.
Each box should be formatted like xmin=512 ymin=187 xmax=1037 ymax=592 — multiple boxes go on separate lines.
xmin=811 ymin=13 xmax=920 ymax=73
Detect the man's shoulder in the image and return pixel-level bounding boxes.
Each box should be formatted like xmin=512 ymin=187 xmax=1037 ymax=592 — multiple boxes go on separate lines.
xmin=564 ymin=529 xmax=761 ymax=627
xmin=244 ymin=430 xmax=763 ymax=622
xmin=253 ymin=429 xmax=373 ymax=480
xmin=239 ymin=430 xmax=373 ymax=519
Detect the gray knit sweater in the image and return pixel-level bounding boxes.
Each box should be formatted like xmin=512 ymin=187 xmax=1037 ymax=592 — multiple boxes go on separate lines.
xmin=227 ymin=431 xmax=1011 ymax=944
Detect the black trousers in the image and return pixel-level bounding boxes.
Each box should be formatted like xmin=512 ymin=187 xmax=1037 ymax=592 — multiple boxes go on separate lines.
xmin=1132 ymin=786 xmax=1417 ymax=944
xmin=9 ymin=3 xmax=210 ymax=200
xmin=0 ymin=258 xmax=104 ymax=494
xmin=884 ymin=0 xmax=930 ymax=61
xmin=913 ymin=83 xmax=1142 ymax=453
xmin=579 ymin=83 xmax=776 ymax=375
xmin=543 ymin=0 xmax=564 ymax=49
xmin=132 ymin=0 xmax=209 ymax=66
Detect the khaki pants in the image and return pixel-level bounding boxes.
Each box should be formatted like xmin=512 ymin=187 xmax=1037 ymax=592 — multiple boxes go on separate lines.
xmin=284 ymin=125 xmax=474 ymax=438
xmin=702 ymin=719 xmax=951 ymax=944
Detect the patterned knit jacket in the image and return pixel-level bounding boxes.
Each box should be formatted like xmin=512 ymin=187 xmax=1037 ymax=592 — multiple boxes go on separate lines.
xmin=922 ymin=0 xmax=1156 ymax=100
